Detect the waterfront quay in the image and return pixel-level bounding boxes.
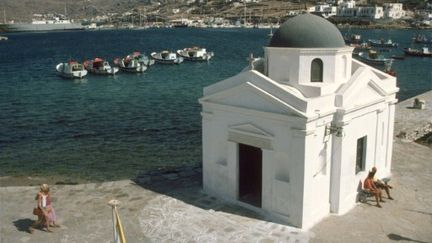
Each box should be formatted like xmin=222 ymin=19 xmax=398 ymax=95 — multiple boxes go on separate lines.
xmin=1 ymin=91 xmax=432 ymax=243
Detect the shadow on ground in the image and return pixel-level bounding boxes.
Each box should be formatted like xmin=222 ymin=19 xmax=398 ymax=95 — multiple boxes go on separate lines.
xmin=131 ymin=165 xmax=268 ymax=222
xmin=12 ymin=218 xmax=33 ymax=233
xmin=387 ymin=233 xmax=428 ymax=243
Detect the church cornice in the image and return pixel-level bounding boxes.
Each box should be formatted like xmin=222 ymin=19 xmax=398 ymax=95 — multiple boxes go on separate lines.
xmin=265 ymin=46 xmax=354 ymax=55
xmin=200 ymin=101 xmax=306 ymax=124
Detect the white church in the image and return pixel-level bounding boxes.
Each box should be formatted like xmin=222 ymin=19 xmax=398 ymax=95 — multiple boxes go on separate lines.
xmin=199 ymin=14 xmax=399 ymax=229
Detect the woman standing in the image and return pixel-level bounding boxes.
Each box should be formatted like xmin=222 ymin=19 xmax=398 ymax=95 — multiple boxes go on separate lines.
xmin=30 ymin=184 xmax=59 ymax=232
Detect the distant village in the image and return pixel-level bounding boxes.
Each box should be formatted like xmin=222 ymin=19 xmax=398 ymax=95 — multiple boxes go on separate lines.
xmin=2 ymin=0 xmax=432 ymax=29
xmin=81 ymin=0 xmax=432 ymax=29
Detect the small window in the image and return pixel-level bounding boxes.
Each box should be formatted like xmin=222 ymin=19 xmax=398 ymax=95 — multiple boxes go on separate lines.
xmin=311 ymin=58 xmax=323 ymax=82
xmin=356 ymin=136 xmax=367 ymax=174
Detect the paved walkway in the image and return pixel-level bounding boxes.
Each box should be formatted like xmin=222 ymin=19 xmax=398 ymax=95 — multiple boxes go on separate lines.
xmin=1 ymin=92 xmax=432 ymax=243
xmin=310 ymin=140 xmax=432 ymax=243
xmin=0 ymin=173 xmax=311 ymax=243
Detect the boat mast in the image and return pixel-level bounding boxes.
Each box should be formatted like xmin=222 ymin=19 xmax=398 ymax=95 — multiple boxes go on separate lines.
xmin=139 ymin=9 xmax=142 ymax=27
xmin=243 ymin=3 xmax=246 ymax=27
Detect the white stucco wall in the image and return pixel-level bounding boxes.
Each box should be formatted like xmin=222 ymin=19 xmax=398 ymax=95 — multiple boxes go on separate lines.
xmin=330 ymin=101 xmax=396 ymax=214
xmin=265 ymin=47 xmax=353 ymax=98
xmin=201 ymin=103 xmax=307 ymax=227
xmin=302 ymin=121 xmax=333 ymax=229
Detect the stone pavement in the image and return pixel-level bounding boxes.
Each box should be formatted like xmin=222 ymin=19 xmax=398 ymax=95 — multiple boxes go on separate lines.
xmin=1 ymin=91 xmax=432 ymax=243
xmin=310 ymin=140 xmax=432 ymax=243
xmin=0 ymin=171 xmax=311 ymax=243
xmin=394 ymin=90 xmax=432 ymax=141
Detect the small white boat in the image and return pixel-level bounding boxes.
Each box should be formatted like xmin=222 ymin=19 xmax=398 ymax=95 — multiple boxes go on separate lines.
xmin=56 ymin=61 xmax=88 ymax=79
xmin=151 ymin=51 xmax=184 ymax=64
xmin=0 ymin=36 xmax=8 ymax=41
xmin=83 ymin=58 xmax=119 ymax=75
xmin=368 ymin=39 xmax=398 ymax=48
xmin=177 ymin=47 xmax=214 ymax=62
xmin=113 ymin=52 xmax=152 ymax=73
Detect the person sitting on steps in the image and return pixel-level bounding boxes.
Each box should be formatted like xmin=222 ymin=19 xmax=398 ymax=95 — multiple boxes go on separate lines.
xmin=371 ymin=166 xmax=394 ymax=200
xmin=364 ymin=171 xmax=384 ymax=208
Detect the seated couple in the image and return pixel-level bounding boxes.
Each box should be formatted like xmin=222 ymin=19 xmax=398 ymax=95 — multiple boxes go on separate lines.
xmin=363 ymin=167 xmax=393 ymax=208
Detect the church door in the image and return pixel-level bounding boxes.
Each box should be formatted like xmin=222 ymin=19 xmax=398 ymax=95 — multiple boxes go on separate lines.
xmin=238 ymin=143 xmax=262 ymax=207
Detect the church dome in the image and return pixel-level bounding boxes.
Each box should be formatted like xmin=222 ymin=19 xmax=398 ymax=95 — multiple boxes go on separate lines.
xmin=269 ymin=14 xmax=345 ymax=48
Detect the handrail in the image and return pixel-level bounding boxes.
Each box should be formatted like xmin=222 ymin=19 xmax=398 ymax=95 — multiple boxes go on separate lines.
xmin=108 ymin=199 xmax=127 ymax=243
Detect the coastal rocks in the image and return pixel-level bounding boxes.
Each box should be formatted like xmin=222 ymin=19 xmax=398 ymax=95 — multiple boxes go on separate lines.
xmin=396 ymin=122 xmax=432 ymax=141
xmin=135 ymin=165 xmax=202 ymax=186
xmin=395 ymin=91 xmax=432 ymax=143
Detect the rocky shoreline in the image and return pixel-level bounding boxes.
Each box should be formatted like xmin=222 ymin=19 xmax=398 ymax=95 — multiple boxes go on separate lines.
xmin=0 ymin=164 xmax=202 ymax=187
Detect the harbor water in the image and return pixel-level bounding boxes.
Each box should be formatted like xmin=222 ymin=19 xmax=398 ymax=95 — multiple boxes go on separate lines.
xmin=0 ymin=28 xmax=431 ymax=182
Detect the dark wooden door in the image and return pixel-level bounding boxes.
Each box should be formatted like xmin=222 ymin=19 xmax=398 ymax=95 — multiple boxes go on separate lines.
xmin=238 ymin=143 xmax=262 ymax=207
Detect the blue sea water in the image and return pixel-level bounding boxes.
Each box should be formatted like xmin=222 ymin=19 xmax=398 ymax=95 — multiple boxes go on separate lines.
xmin=0 ymin=28 xmax=431 ymax=182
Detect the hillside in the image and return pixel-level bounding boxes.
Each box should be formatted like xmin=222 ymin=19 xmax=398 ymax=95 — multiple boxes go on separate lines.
xmin=1 ymin=0 xmax=426 ymax=24
xmin=1 ymin=0 xmax=307 ymax=23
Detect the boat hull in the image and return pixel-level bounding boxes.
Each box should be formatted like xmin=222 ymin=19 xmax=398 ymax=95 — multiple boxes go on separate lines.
xmin=151 ymin=52 xmax=184 ymax=64
xmin=357 ymin=52 xmax=391 ymax=65
xmin=0 ymin=23 xmax=84 ymax=33
xmin=88 ymin=67 xmax=119 ymax=75
xmin=84 ymin=60 xmax=119 ymax=75
xmin=56 ymin=63 xmax=88 ymax=79
xmin=403 ymin=49 xmax=432 ymax=57
xmin=118 ymin=66 xmax=147 ymax=73
xmin=177 ymin=50 xmax=214 ymax=62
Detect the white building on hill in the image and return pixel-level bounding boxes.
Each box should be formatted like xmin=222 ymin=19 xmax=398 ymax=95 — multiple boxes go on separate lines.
xmin=337 ymin=5 xmax=384 ymax=19
xmin=383 ymin=3 xmax=406 ymax=19
xmin=199 ymin=14 xmax=399 ymax=229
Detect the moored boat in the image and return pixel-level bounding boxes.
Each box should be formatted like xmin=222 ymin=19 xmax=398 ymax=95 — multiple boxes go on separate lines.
xmin=176 ymin=47 xmax=214 ymax=62
xmin=113 ymin=52 xmax=152 ymax=73
xmin=344 ymin=33 xmax=361 ymax=44
xmin=56 ymin=61 xmax=88 ymax=79
xmin=0 ymin=13 xmax=84 ymax=33
xmin=0 ymin=36 xmax=8 ymax=41
xmin=412 ymin=34 xmax=432 ymax=44
xmin=368 ymin=39 xmax=398 ymax=48
xmin=403 ymin=47 xmax=432 ymax=57
xmin=83 ymin=58 xmax=119 ymax=75
xmin=151 ymin=51 xmax=184 ymax=64
xmin=357 ymin=50 xmax=392 ymax=65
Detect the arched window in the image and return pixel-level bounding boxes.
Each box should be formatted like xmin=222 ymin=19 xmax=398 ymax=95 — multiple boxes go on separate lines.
xmin=311 ymin=58 xmax=323 ymax=82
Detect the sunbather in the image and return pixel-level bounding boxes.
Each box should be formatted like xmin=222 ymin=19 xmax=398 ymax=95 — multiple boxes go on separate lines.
xmin=364 ymin=171 xmax=384 ymax=208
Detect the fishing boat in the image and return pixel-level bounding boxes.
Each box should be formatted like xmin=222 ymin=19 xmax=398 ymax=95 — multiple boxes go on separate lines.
xmin=56 ymin=61 xmax=88 ymax=79
xmin=344 ymin=33 xmax=361 ymax=44
xmin=357 ymin=50 xmax=392 ymax=65
xmin=352 ymin=42 xmax=371 ymax=56
xmin=83 ymin=58 xmax=119 ymax=75
xmin=176 ymin=47 xmax=214 ymax=62
xmin=412 ymin=34 xmax=432 ymax=44
xmin=403 ymin=47 xmax=432 ymax=57
xmin=151 ymin=51 xmax=184 ymax=64
xmin=113 ymin=52 xmax=152 ymax=73
xmin=368 ymin=39 xmax=398 ymax=48
xmin=0 ymin=36 xmax=8 ymax=41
